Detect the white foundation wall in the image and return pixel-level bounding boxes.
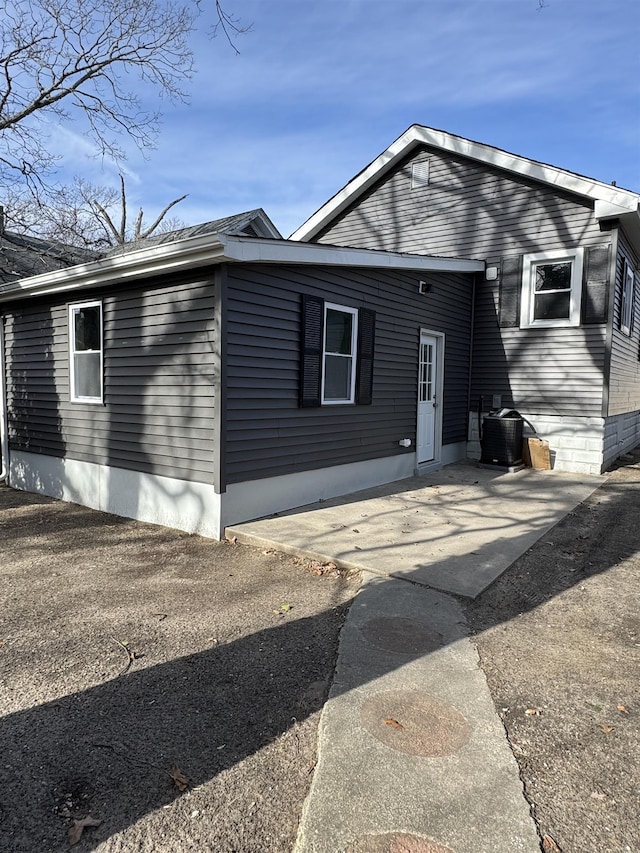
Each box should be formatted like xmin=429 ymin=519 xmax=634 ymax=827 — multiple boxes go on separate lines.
xmin=468 ymin=412 xmax=606 ymax=476
xmin=9 ymin=451 xmax=222 ymax=538
xmin=220 ymin=452 xmax=419 ymax=532
xmin=9 ymin=444 xmax=470 ymax=540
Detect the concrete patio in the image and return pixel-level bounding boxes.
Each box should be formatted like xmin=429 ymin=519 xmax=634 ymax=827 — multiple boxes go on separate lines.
xmin=226 ymin=460 xmax=605 ymax=598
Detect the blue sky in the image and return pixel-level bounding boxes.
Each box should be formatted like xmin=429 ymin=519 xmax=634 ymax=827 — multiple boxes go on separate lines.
xmin=56 ymin=0 xmax=640 ymax=238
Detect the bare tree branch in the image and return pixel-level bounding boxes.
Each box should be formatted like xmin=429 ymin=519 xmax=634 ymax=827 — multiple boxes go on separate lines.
xmin=3 ymin=174 xmax=187 ymax=248
xmin=0 ymin=0 xmax=247 ymax=196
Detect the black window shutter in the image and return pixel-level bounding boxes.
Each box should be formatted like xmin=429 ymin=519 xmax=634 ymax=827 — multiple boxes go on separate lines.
xmin=356 ymin=307 xmax=375 ymax=405
xmin=300 ymin=294 xmax=324 ymax=408
xmin=499 ymin=256 xmax=522 ymax=327
xmin=582 ymin=245 xmax=610 ymax=325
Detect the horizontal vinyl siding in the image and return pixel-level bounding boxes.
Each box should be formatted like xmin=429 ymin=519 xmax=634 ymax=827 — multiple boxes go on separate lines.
xmin=316 ymin=147 xmax=606 ymax=259
xmin=471 ymin=277 xmax=606 ymax=417
xmin=4 ymin=274 xmax=216 ymax=483
xmin=607 ymin=229 xmax=640 ymax=416
xmin=224 ymin=263 xmax=473 ymax=485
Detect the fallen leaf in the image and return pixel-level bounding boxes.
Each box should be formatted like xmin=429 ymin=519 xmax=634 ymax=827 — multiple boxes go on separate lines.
xmin=600 ymin=723 xmax=613 ymax=733
xmin=616 ymin=704 xmax=629 ymax=714
xmin=525 ymin=707 xmax=542 ymax=716
xmin=280 ymin=603 xmax=292 ymax=612
xmin=68 ymin=816 xmax=102 ymax=846
xmin=542 ymin=835 xmax=562 ymax=853
xmin=590 ymin=791 xmax=607 ymax=801
xmin=226 ymin=536 xmax=237 ymax=545
xmin=383 ymin=718 xmax=404 ymax=730
xmin=170 ymin=764 xmax=189 ymax=792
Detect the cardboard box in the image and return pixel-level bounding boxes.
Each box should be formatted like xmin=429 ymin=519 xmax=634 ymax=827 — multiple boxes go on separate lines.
xmin=523 ymin=437 xmax=552 ymax=470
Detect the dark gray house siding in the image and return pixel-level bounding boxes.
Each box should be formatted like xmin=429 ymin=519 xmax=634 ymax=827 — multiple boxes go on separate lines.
xmin=4 ymin=273 xmax=217 ymax=483
xmin=222 ymin=263 xmax=474 ymax=486
xmin=314 ymin=147 xmax=607 ymax=258
xmin=313 ymin=146 xmax=612 ymax=421
xmin=607 ymin=227 xmax=640 ymax=416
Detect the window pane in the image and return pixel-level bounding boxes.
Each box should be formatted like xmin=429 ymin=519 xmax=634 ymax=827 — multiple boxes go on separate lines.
xmin=535 ymin=262 xmax=571 ymax=292
xmin=74 ymin=306 xmax=101 ymax=351
xmin=534 ymin=291 xmax=571 ymax=320
xmin=325 ymin=309 xmax=353 ymax=354
xmin=74 ymin=352 xmax=101 ymax=398
xmin=324 ymin=354 xmax=352 ymax=400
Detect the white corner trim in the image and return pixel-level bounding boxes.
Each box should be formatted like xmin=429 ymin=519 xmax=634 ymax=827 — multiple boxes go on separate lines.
xmin=291 ymin=124 xmax=640 ymax=242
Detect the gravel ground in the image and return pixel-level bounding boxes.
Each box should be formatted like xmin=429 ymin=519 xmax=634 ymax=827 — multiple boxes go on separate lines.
xmin=0 ymin=488 xmax=357 ymax=853
xmin=2 ymin=450 xmax=639 ymax=853
xmin=467 ymin=452 xmax=640 ymax=853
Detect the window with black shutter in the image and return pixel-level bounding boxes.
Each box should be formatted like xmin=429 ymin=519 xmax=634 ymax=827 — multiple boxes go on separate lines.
xmin=300 ymin=295 xmax=375 ymax=407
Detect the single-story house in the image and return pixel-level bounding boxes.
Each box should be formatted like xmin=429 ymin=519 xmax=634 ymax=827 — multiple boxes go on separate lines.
xmin=292 ymin=125 xmax=640 ymax=476
xmin=1 ymin=129 xmax=639 ymax=538
xmin=0 ymin=210 xmax=482 ymax=538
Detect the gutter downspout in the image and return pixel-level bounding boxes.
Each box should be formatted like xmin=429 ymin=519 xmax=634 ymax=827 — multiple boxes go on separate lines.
xmin=0 ymin=315 xmax=8 ymax=483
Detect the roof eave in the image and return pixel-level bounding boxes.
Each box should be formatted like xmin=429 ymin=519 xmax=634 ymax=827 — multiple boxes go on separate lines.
xmin=0 ymin=232 xmax=227 ymax=304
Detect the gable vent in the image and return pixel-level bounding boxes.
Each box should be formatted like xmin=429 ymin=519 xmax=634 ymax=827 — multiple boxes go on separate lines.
xmin=411 ymin=160 xmax=430 ymax=189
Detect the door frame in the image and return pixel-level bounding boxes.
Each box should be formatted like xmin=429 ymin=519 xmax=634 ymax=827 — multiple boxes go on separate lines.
xmin=416 ymin=329 xmax=445 ymax=472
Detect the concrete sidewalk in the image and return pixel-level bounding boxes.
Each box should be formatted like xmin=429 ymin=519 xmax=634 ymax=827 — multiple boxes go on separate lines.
xmin=229 ymin=462 xmax=605 ymax=852
xmin=294 ymin=574 xmax=541 ymax=853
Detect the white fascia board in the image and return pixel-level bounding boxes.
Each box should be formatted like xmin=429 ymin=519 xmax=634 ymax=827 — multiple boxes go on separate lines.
xmin=0 ymin=233 xmax=227 ymax=303
xmin=218 ymin=233 xmax=484 ymax=273
xmin=291 ymin=124 xmax=640 ymax=241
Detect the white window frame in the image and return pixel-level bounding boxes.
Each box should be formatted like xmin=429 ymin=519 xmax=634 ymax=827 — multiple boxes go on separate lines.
xmin=620 ymin=258 xmax=635 ymax=336
xmin=321 ymin=302 xmax=358 ymax=405
xmin=520 ymin=247 xmax=584 ymax=329
xmin=69 ymin=300 xmax=104 ymax=404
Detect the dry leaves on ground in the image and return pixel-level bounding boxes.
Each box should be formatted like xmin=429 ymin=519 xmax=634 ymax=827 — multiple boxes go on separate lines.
xmin=542 ymin=835 xmax=562 ymax=852
xmin=383 ymin=718 xmax=404 ymax=730
xmin=169 ymin=765 xmax=189 ymax=792
xmin=69 ymin=816 xmax=101 ymax=846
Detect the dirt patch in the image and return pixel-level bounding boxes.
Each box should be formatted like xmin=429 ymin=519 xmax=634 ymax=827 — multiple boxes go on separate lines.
xmin=467 ymin=453 xmax=640 ymax=853
xmin=0 ymin=489 xmax=357 ymax=852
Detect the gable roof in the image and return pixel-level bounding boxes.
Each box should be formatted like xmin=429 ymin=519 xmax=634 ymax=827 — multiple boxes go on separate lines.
xmin=0 ymin=232 xmax=483 ymax=305
xmin=127 ymin=208 xmax=282 ymax=247
xmin=290 ymin=125 xmax=640 ymax=245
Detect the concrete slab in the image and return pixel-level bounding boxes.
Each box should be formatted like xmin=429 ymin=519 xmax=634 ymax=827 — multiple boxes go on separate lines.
xmin=226 ymin=461 xmax=604 ymax=598
xmin=294 ymin=574 xmax=541 ymax=853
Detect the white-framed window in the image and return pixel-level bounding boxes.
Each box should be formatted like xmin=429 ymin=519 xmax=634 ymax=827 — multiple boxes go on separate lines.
xmin=620 ymin=258 xmax=635 ymax=336
xmin=69 ymin=301 xmax=103 ymax=403
xmin=321 ymin=303 xmax=358 ymax=404
xmin=520 ymin=248 xmax=584 ymax=328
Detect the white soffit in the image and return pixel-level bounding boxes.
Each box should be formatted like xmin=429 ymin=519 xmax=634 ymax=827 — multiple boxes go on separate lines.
xmin=290 ymin=125 xmax=640 ymax=241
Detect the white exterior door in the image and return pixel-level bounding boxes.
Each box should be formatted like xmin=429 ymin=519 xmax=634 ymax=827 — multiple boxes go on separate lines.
xmin=417 ymin=333 xmax=438 ymax=464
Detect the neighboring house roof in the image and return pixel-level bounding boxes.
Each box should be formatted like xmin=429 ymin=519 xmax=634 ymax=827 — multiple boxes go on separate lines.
xmin=0 ymin=233 xmax=484 ymax=304
xmin=0 ymin=209 xmax=281 ymax=286
xmin=0 ymin=230 xmax=97 ymax=285
xmin=290 ymin=125 xmax=640 ymax=246
xmin=108 ymin=208 xmax=282 ymax=255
